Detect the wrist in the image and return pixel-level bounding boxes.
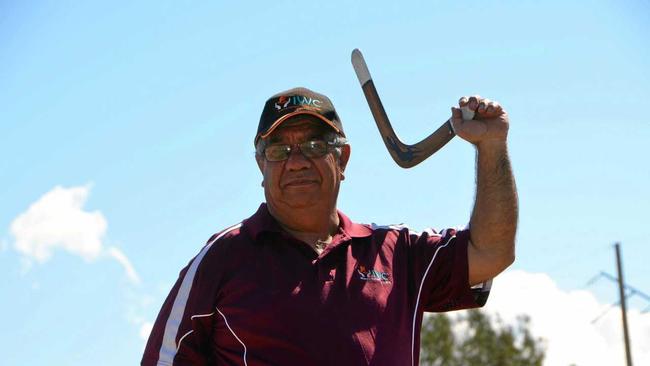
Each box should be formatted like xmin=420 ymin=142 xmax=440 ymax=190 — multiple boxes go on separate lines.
xmin=476 ymin=139 xmax=508 ymax=154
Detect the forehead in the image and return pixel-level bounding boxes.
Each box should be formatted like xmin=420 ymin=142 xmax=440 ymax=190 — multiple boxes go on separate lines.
xmin=266 ymin=116 xmax=332 ymax=143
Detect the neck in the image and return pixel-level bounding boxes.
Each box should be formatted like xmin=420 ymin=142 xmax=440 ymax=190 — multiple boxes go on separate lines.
xmin=267 ymin=203 xmax=340 ymax=247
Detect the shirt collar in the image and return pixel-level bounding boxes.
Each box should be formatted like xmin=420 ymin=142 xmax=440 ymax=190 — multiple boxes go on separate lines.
xmin=337 ymin=209 xmax=373 ymax=238
xmin=242 ymin=203 xmax=284 ymax=240
xmin=242 ymin=203 xmax=373 ymax=241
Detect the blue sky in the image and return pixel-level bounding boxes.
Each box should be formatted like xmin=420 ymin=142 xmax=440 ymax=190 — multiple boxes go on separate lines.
xmin=1 ymin=1 xmax=649 ymax=365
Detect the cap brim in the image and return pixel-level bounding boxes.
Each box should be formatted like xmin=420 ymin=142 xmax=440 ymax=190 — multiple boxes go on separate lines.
xmin=258 ymin=110 xmax=341 ymax=140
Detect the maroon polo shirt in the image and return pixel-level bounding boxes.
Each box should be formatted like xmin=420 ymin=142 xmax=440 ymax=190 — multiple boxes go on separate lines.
xmin=142 ymin=204 xmax=490 ymax=366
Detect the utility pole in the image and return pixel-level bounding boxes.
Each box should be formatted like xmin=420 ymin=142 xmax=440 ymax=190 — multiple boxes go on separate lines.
xmin=615 ymin=242 xmax=633 ymax=366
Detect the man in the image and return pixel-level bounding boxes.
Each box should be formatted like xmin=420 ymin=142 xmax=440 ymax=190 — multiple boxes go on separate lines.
xmin=142 ymin=87 xmax=517 ymax=366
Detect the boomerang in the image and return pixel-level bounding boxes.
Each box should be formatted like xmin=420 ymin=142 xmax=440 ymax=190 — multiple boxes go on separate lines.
xmin=351 ymin=49 xmax=474 ymax=168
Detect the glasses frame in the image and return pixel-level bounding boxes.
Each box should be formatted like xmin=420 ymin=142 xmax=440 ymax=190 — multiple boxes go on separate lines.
xmin=262 ymin=139 xmax=345 ymax=162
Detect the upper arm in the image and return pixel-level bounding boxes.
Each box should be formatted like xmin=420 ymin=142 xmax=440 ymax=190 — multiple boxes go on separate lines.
xmin=142 ymin=231 xmax=235 ymax=365
xmin=407 ymin=228 xmax=491 ymax=312
xmin=467 ymin=237 xmax=515 ymax=286
xmin=142 ymin=260 xmax=217 ymax=366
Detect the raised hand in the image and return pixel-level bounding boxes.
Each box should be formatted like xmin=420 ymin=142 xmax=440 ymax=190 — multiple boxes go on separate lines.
xmin=451 ymin=95 xmax=509 ymax=149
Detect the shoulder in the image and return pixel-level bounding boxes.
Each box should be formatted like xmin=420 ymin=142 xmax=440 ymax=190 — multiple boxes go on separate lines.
xmin=370 ymin=222 xmax=442 ymax=238
xmin=365 ymin=223 xmax=468 ymax=250
xmin=204 ymin=222 xmax=245 ymax=248
xmin=189 ymin=222 xmax=248 ymax=272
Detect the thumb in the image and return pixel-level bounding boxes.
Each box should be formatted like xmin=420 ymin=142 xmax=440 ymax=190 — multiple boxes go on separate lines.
xmin=451 ymin=107 xmax=487 ymax=139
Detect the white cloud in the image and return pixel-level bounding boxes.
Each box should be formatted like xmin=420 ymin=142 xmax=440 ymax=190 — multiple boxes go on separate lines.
xmin=107 ymin=246 xmax=141 ymax=284
xmin=11 ymin=185 xmax=105 ymax=262
xmin=123 ymin=288 xmax=156 ymax=344
xmin=10 ymin=185 xmax=140 ymax=284
xmin=482 ymin=270 xmax=650 ymax=366
xmin=140 ymin=321 xmax=153 ymax=341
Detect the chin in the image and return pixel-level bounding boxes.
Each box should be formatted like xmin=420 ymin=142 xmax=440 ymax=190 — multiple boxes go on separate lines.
xmin=279 ymin=195 xmax=323 ymax=210
xmin=283 ymin=200 xmax=319 ymax=210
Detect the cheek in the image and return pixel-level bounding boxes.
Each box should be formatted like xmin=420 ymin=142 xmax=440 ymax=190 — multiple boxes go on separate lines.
xmin=319 ymin=159 xmax=341 ymax=185
xmin=263 ymin=165 xmax=283 ymax=188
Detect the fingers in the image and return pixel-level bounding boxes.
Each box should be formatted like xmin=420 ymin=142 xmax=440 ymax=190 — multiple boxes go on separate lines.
xmin=450 ymin=106 xmax=487 ymax=139
xmin=469 ymin=95 xmax=481 ymax=110
xmin=451 ymin=106 xmax=463 ymax=120
xmin=458 ymin=95 xmax=503 ymax=119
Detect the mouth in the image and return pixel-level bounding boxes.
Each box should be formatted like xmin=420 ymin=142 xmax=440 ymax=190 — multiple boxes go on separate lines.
xmin=282 ymin=179 xmax=319 ymax=188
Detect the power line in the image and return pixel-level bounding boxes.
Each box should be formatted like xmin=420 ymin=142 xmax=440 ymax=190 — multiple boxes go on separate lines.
xmin=586 ymin=271 xmax=650 ymax=314
xmin=585 ymin=244 xmax=647 ymax=366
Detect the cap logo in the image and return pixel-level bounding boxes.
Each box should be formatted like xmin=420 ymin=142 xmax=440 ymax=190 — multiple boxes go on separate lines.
xmin=274 ymin=95 xmax=322 ymax=111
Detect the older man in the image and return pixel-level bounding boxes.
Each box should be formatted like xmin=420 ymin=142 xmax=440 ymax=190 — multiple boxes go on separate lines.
xmin=142 ymin=87 xmax=517 ymax=366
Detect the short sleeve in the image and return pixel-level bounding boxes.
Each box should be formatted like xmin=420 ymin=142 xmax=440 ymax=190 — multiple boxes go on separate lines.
xmin=142 ymin=236 xmax=228 ymax=365
xmin=409 ymin=228 xmax=491 ymax=312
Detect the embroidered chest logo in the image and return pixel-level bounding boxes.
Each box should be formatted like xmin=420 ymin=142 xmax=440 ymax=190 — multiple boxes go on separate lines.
xmin=357 ymin=265 xmax=391 ymax=283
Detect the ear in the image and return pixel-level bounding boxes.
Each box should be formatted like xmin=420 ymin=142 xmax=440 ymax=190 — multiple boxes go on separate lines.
xmin=338 ymin=144 xmax=351 ymax=180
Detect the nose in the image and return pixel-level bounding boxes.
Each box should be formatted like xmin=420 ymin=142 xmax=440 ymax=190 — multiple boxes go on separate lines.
xmin=285 ymin=146 xmax=311 ymax=171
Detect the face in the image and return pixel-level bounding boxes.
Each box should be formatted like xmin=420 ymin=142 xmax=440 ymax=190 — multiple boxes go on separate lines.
xmin=256 ymin=117 xmax=350 ymax=214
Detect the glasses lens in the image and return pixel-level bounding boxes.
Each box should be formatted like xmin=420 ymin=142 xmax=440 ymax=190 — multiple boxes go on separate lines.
xmin=300 ymin=140 xmax=328 ymax=158
xmin=264 ymin=140 xmax=330 ymax=161
xmin=264 ymin=144 xmax=291 ymax=161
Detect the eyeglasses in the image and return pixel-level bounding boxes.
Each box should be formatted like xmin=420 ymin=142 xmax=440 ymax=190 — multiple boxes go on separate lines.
xmin=263 ymin=139 xmax=340 ymax=162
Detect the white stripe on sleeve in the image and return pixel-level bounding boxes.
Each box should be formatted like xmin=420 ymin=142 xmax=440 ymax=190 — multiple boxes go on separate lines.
xmin=156 ymin=223 xmax=242 ymax=365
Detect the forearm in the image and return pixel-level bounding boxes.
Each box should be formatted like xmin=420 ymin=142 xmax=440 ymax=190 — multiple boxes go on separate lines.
xmin=469 ymin=141 xmax=518 ymax=266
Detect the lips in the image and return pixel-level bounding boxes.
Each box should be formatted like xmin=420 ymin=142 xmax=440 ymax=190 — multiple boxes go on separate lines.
xmin=282 ymin=178 xmax=319 ymax=188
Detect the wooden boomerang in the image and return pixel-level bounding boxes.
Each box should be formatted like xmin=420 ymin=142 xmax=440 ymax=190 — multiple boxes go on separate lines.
xmin=351 ymin=49 xmax=474 ymax=168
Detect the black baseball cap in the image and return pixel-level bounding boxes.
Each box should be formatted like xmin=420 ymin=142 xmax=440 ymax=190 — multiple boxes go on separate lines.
xmin=254 ymin=87 xmax=345 ymax=145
